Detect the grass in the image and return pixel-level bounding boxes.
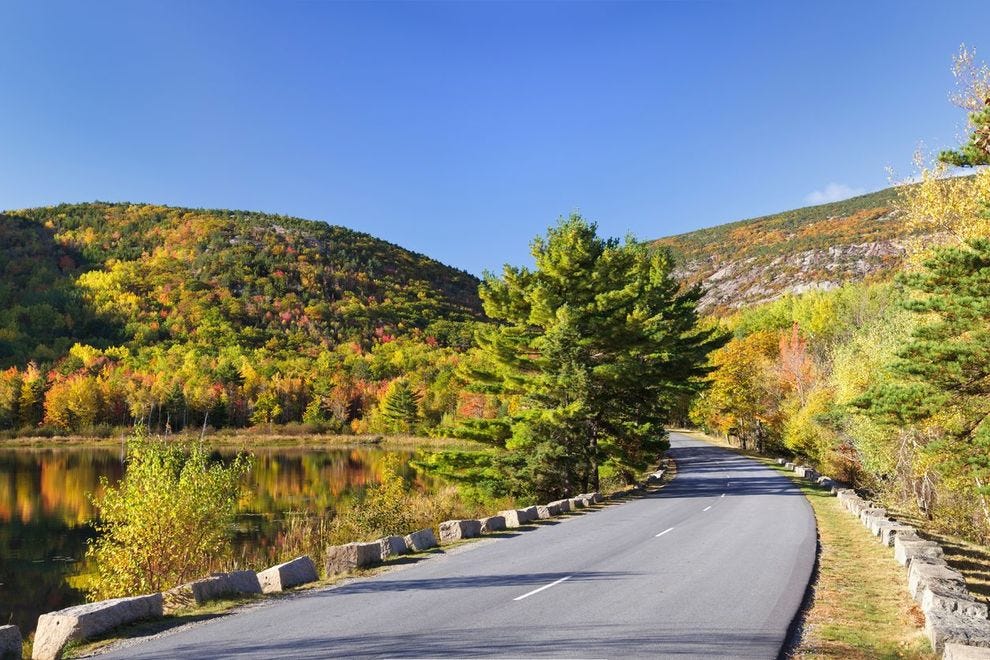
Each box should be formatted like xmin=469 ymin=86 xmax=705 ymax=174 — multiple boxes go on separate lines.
xmin=770 ymin=464 xmax=934 ymax=659
xmin=884 ymin=504 xmax=990 ymax=608
xmin=679 ymin=431 xmax=934 ymax=659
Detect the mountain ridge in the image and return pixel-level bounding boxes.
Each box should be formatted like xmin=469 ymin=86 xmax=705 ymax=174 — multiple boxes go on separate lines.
xmin=653 ymin=186 xmax=926 ymax=313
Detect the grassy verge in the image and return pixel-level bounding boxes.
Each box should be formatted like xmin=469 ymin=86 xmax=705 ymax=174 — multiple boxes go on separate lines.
xmin=679 ymin=431 xmax=933 ymax=659
xmin=768 ymin=463 xmax=934 ymax=659
xmin=884 ymin=504 xmax=990 ymax=609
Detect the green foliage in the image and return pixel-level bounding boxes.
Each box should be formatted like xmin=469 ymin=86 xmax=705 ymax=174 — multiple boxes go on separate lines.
xmin=375 ymin=379 xmax=421 ymax=434
xmin=858 ymin=240 xmax=990 ymax=513
xmin=656 ymin=186 xmax=921 ymax=314
xmin=86 ymin=431 xmax=252 ymax=599
xmin=432 ymin=215 xmax=724 ymax=500
xmin=352 ymin=454 xmax=414 ymax=536
xmin=0 ymin=202 xmax=484 ymax=436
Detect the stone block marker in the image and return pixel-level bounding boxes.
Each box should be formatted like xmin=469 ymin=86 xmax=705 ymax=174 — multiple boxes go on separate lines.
xmin=921 ymin=582 xmax=990 ymax=618
xmin=545 ymin=502 xmax=562 ymax=516
xmin=877 ymin=521 xmax=915 ymax=547
xmin=908 ymin=560 xmax=967 ymax=600
xmin=569 ymin=497 xmax=587 ymax=510
xmin=775 ymin=458 xmax=786 ymax=465
xmin=379 ymin=535 xmax=408 ymax=560
xmin=535 ymin=505 xmax=553 ymax=519
xmin=925 ymin=611 xmax=990 ymax=655
xmin=550 ymin=498 xmax=571 ymax=513
xmin=479 ymin=515 xmax=506 ymax=533
xmin=0 ymin=625 xmax=21 ymax=660
xmin=944 ymin=642 xmax=990 ymax=659
xmin=439 ymin=519 xmax=482 ymax=543
xmin=404 ymin=527 xmax=438 ymax=552
xmin=258 ymin=555 xmax=318 ymax=593
xmin=894 ymin=534 xmax=945 ymax=567
xmin=325 ymin=542 xmax=382 ymax=576
xmin=32 ymin=593 xmax=163 ymax=660
xmin=520 ymin=505 xmax=539 ymax=521
xmin=163 ymin=570 xmax=262 ymax=613
xmin=785 ymin=462 xmax=796 ymax=470
xmin=218 ymin=569 xmax=263 ymax=595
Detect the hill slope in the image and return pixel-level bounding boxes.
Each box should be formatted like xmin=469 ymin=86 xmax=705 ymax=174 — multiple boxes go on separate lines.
xmin=0 ymin=202 xmax=483 ymax=368
xmin=655 ymin=187 xmax=926 ymax=313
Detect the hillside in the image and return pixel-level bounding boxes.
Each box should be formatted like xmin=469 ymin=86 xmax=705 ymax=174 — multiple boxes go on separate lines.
xmin=655 ymin=187 xmax=928 ymax=314
xmin=0 ymin=203 xmax=483 ymax=368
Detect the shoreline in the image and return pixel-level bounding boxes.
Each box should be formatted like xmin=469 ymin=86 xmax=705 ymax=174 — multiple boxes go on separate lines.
xmin=0 ymin=432 xmax=483 ymax=451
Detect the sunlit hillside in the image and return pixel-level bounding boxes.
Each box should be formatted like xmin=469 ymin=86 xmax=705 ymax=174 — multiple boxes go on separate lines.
xmin=655 ymin=186 xmax=931 ymax=313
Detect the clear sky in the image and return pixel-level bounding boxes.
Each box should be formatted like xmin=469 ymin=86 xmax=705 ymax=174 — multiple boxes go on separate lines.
xmin=1 ymin=1 xmax=987 ymax=275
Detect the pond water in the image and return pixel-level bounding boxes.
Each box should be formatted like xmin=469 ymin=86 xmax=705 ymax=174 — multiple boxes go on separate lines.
xmin=0 ymin=443 xmax=427 ymax=635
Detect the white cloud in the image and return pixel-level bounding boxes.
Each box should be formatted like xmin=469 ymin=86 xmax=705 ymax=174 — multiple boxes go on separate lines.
xmin=804 ymin=182 xmax=866 ymax=205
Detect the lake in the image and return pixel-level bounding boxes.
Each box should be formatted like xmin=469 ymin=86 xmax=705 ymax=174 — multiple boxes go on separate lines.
xmin=0 ymin=443 xmax=427 ymax=635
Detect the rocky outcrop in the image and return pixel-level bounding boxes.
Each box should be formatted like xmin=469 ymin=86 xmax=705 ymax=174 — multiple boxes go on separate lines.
xmin=32 ymin=593 xmax=163 ymax=660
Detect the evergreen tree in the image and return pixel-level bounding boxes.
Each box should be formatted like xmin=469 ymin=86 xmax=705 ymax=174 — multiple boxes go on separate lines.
xmin=378 ymin=378 xmax=420 ymax=434
xmin=858 ymin=239 xmax=990 ymax=516
xmin=425 ymin=215 xmax=725 ymax=500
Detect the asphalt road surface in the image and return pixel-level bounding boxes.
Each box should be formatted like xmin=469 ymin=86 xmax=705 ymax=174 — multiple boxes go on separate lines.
xmin=99 ymin=432 xmax=817 ymax=659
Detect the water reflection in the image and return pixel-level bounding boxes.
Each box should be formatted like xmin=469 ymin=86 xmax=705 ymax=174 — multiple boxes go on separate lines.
xmin=0 ymin=444 xmax=424 ymax=635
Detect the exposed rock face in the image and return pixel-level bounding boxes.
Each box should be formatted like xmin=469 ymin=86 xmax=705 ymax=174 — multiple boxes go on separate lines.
xmin=404 ymin=528 xmax=438 ymax=552
xmin=33 ymin=593 xmax=163 ymax=660
xmin=257 ymin=555 xmax=318 ymax=593
xmin=325 ymin=542 xmax=382 ymax=575
xmin=439 ymin=519 xmax=482 ymax=542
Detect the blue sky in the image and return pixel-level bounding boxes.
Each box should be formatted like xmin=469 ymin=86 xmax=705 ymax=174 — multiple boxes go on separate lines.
xmin=1 ymin=1 xmax=986 ymax=275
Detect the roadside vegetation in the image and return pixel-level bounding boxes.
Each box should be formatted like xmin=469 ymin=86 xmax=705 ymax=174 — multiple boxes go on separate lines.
xmin=773 ymin=464 xmax=934 ymax=659
xmin=690 ymin=46 xmax=990 ymax=550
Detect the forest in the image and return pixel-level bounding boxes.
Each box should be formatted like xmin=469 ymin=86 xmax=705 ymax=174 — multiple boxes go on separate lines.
xmin=0 ymin=203 xmax=483 ymax=437
xmin=690 ymin=47 xmax=990 ymax=545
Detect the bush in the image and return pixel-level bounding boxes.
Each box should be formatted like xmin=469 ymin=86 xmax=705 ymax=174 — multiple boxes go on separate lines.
xmin=86 ymin=430 xmax=252 ymax=599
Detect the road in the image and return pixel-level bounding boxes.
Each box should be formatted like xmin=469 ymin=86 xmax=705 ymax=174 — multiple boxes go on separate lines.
xmin=99 ymin=432 xmax=817 ymax=659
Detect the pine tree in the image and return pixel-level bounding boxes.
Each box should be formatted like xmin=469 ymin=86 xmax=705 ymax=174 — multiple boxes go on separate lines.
xmin=425 ymin=215 xmax=725 ymax=500
xmin=858 ymin=239 xmax=990 ymax=520
xmin=378 ymin=379 xmax=420 ymax=434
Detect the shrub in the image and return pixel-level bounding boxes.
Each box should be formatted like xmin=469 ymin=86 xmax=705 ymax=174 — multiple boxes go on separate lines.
xmin=86 ymin=430 xmax=252 ymax=599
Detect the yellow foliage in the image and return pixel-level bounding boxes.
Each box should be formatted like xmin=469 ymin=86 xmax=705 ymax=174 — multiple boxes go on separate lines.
xmin=899 ymin=158 xmax=990 ymax=244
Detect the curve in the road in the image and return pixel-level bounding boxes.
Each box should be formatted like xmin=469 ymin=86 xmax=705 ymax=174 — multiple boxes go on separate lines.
xmin=97 ymin=432 xmax=816 ymax=659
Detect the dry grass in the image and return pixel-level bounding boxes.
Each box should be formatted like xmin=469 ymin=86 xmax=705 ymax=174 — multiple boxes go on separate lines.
xmin=885 ymin=504 xmax=990 ymax=608
xmin=681 ymin=431 xmax=933 ymax=659
xmin=768 ymin=464 xmax=934 ymax=659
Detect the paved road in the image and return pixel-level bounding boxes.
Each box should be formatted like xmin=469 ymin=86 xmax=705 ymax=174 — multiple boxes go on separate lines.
xmin=100 ymin=433 xmax=816 ymax=659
